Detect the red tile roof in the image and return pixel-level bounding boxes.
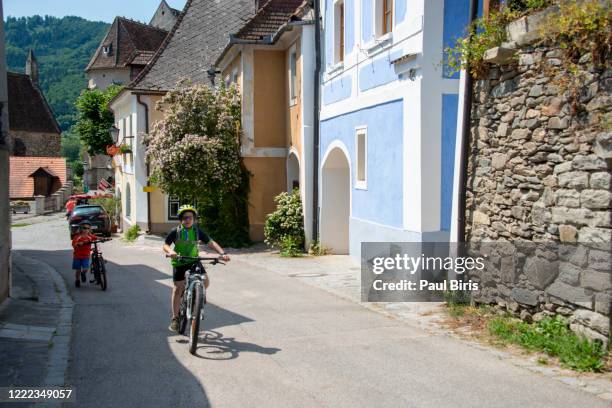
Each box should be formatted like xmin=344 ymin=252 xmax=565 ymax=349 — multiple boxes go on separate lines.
xmin=9 ymin=157 xmax=67 ymax=198
xmin=233 ymin=0 xmax=308 ymax=42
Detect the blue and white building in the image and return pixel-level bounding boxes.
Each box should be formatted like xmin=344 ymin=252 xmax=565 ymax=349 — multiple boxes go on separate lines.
xmin=318 ymin=0 xmax=474 ymax=258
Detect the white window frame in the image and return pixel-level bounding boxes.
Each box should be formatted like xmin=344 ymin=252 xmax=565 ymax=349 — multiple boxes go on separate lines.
xmin=288 ymin=44 xmax=298 ymax=106
xmin=168 ymin=196 xmax=181 ymax=220
xmin=333 ymin=0 xmax=345 ymax=66
xmin=355 ymin=126 xmax=367 ymax=190
xmin=373 ymin=0 xmax=394 ymax=40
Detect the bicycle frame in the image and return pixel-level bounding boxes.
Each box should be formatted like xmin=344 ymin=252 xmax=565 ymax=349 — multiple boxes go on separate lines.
xmin=184 ymin=262 xmax=207 ymax=321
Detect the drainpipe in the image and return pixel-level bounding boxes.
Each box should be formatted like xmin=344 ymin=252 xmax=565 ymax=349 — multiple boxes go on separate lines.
xmin=136 ymin=94 xmax=152 ymax=234
xmin=311 ymin=0 xmax=321 ymax=242
xmin=452 ymin=0 xmax=480 ymax=244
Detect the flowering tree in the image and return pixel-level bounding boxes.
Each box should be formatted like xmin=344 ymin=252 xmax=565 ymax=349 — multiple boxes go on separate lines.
xmin=145 ymin=82 xmax=250 ymax=246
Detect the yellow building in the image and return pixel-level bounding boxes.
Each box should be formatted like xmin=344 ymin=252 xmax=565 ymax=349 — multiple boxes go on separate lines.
xmin=216 ymin=0 xmax=315 ymax=241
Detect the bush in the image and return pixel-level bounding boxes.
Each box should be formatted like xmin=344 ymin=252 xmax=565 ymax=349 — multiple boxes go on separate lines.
xmin=308 ymin=241 xmax=329 ymax=256
xmin=488 ymin=315 xmax=606 ymax=372
xmin=124 ymin=224 xmax=140 ymax=242
xmin=264 ymin=189 xmax=305 ymax=255
xmin=90 ymin=196 xmax=121 ymax=225
xmin=280 ymin=236 xmax=303 ymax=257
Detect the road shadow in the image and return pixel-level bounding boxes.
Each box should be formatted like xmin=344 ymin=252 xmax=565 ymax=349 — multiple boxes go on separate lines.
xmin=16 ymin=248 xmax=281 ymax=406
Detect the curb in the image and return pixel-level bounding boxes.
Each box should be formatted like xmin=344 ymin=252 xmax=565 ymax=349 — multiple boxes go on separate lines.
xmin=12 ymin=251 xmax=74 ymax=389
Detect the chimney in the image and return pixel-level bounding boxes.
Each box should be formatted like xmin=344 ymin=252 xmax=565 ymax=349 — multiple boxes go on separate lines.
xmin=26 ymin=49 xmax=39 ymax=85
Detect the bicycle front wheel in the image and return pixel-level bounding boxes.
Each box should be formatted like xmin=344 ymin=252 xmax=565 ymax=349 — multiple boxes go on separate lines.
xmin=99 ymin=257 xmax=107 ymax=291
xmin=189 ymin=283 xmax=203 ymax=355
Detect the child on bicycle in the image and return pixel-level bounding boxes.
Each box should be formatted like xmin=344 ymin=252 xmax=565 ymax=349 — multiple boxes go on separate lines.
xmin=162 ymin=205 xmax=230 ymax=332
xmin=72 ymin=221 xmax=96 ymax=288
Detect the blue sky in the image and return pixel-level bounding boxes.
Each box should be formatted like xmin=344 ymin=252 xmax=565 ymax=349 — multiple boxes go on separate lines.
xmin=4 ymin=0 xmax=188 ymax=24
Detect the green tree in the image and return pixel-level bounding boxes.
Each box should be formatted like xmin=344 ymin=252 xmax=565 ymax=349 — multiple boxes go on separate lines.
xmin=74 ymin=85 xmax=122 ymax=155
xmin=144 ymin=82 xmax=250 ymax=247
xmin=72 ymin=160 xmax=84 ymax=178
xmin=4 ymin=15 xmax=110 ymax=131
xmin=61 ymin=131 xmax=83 ymax=163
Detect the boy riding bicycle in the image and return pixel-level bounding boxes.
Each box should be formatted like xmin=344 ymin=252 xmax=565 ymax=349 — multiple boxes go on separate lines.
xmin=72 ymin=221 xmax=96 ymax=288
xmin=162 ymin=205 xmax=230 ymax=332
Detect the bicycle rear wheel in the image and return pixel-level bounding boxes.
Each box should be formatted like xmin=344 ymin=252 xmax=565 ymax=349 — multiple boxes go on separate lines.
xmin=189 ymin=283 xmax=203 ymax=355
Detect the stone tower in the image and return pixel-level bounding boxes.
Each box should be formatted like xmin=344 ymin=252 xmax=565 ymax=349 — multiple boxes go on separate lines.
xmin=25 ymin=49 xmax=38 ymax=85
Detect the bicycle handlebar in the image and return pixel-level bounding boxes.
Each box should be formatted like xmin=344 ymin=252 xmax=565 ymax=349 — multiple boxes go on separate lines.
xmin=165 ymin=254 xmax=226 ymax=265
xmin=82 ymin=238 xmax=112 ymax=245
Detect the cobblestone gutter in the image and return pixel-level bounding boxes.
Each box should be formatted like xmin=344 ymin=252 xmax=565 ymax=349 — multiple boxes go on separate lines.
xmin=464 ymin=8 xmax=611 ymax=345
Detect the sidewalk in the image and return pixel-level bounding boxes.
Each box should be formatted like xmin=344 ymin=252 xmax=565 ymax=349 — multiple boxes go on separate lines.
xmin=0 ymin=251 xmax=73 ymax=390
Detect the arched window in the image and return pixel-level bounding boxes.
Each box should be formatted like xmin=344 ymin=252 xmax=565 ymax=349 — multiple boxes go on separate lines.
xmin=125 ymin=183 xmax=131 ymax=218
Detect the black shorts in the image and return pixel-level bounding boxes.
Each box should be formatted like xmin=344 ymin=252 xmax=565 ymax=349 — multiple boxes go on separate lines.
xmin=172 ymin=263 xmax=209 ymax=283
xmin=172 ymin=264 xmax=192 ymax=282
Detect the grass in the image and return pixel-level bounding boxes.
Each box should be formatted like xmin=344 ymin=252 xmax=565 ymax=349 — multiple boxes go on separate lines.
xmin=11 ymin=223 xmax=30 ymax=228
xmin=488 ymin=315 xmax=606 ymax=372
xmin=443 ymin=302 xmax=608 ymax=373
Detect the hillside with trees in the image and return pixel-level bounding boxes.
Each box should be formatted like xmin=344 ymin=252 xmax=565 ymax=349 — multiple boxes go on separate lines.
xmin=4 ymin=15 xmax=109 ymax=131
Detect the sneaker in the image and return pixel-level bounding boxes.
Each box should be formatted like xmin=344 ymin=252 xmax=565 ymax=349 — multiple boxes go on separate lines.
xmin=75 ymin=280 xmax=80 ymax=288
xmin=169 ymin=317 xmax=179 ymax=332
xmin=80 ymin=271 xmax=86 ymax=282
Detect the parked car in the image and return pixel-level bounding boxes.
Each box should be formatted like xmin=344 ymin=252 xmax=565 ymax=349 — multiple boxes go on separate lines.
xmin=69 ymin=205 xmax=111 ymax=238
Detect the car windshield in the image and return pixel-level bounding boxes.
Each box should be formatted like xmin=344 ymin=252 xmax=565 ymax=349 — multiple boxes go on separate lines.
xmin=73 ymin=206 xmax=105 ymax=216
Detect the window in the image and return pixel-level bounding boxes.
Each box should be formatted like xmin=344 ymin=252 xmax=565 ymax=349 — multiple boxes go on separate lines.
xmin=356 ymin=128 xmax=367 ymax=189
xmin=125 ymin=183 xmax=131 ymax=218
xmin=168 ymin=196 xmax=180 ymax=220
xmin=383 ymin=0 xmax=393 ymax=35
xmin=375 ymin=0 xmax=393 ymax=38
xmin=102 ymin=44 xmax=112 ymax=56
xmin=334 ymin=1 xmax=345 ymax=64
xmin=289 ymin=47 xmax=297 ymax=104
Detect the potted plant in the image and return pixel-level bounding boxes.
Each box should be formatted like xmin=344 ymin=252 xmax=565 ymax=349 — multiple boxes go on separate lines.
xmin=10 ymin=200 xmax=31 ymax=214
xmin=118 ymin=143 xmax=132 ymax=154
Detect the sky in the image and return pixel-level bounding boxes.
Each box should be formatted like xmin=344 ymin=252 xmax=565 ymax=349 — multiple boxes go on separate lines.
xmin=4 ymin=0 xmax=188 ymax=24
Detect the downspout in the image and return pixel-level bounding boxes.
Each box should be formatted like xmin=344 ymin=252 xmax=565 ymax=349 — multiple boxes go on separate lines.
xmin=311 ymin=0 xmax=321 ymax=242
xmin=136 ymin=94 xmax=152 ymax=234
xmin=453 ymin=0 xmax=479 ymax=244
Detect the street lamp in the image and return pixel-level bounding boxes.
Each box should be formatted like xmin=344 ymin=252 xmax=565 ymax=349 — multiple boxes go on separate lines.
xmin=82 ymin=160 xmax=89 ymax=192
xmin=109 ymin=125 xmax=120 ymax=144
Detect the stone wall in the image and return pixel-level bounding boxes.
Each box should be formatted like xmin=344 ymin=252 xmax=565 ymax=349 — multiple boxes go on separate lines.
xmin=465 ymin=38 xmax=611 ymax=344
xmin=9 ymin=129 xmax=61 ymax=157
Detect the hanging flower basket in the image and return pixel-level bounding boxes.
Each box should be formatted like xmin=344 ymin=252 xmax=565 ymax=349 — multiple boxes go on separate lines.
xmin=106 ymin=145 xmax=120 ymax=156
xmin=118 ymin=143 xmax=132 ymax=154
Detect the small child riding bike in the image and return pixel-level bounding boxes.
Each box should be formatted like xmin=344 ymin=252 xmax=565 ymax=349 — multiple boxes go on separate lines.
xmin=72 ymin=220 xmax=96 ymax=288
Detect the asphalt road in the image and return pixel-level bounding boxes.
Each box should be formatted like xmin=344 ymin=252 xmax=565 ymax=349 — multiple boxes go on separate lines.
xmin=11 ymin=215 xmax=610 ymax=408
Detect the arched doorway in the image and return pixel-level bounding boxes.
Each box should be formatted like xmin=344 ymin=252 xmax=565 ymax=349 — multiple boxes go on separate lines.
xmin=287 ymin=151 xmax=300 ymax=192
xmin=320 ymin=146 xmax=350 ymax=254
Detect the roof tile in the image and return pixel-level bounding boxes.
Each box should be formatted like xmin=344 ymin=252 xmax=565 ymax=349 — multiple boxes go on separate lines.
xmin=7 ymin=72 xmax=61 ymax=134
xmin=129 ymin=0 xmax=256 ymax=91
xmin=9 ymin=157 xmax=67 ymax=198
